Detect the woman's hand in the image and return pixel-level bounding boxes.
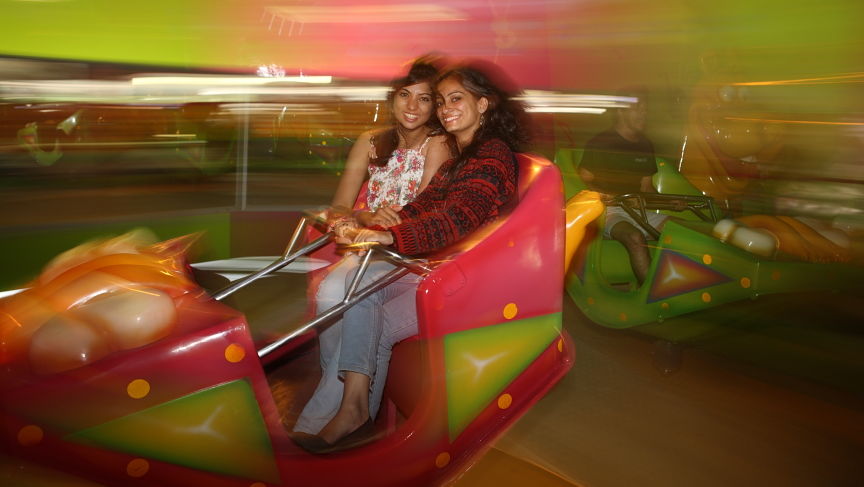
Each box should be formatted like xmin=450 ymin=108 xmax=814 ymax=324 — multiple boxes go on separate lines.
xmin=353 ymin=228 xmax=394 ymax=246
xmin=329 ymin=214 xmax=359 ymax=239
xmin=334 ymin=228 xmax=393 ymax=255
xmin=335 ymin=220 xmax=359 ymax=237
xmin=356 ymin=203 xmax=402 ymax=228
xmin=369 ymin=205 xmax=402 ymax=228
xmin=355 ymin=210 xmax=374 ymax=227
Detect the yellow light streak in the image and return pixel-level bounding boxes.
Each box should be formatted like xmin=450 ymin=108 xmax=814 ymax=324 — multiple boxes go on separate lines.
xmin=725 ymin=117 xmax=864 ymax=126
xmin=733 ymin=72 xmax=864 ymax=86
xmin=1 ymin=310 xmax=24 ymax=329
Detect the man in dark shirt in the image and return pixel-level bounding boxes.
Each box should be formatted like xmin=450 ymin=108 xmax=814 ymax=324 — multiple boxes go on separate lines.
xmin=579 ymin=94 xmax=667 ymax=285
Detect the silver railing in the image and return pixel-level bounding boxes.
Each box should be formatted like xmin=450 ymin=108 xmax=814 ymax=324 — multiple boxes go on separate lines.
xmin=607 ymin=193 xmax=719 ymax=240
xmin=210 ymin=216 xmax=433 ymax=359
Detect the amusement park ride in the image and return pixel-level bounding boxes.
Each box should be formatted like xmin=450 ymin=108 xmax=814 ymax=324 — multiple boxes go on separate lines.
xmin=1 ymin=154 xmax=572 ymax=487
xmin=2 ymin=3 xmax=862 ymax=482
xmin=2 ymin=137 xmax=858 ymax=485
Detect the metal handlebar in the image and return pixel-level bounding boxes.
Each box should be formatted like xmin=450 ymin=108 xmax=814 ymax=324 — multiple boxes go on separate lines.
xmin=207 ymin=215 xmax=433 ymax=359
xmin=256 ymin=241 xmax=432 ymax=359
xmin=210 ymin=227 xmax=333 ymax=301
xmin=606 ymin=192 xmax=719 ymax=240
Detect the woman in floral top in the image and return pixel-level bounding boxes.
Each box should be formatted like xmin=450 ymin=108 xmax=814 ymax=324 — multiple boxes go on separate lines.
xmin=328 ymin=57 xmax=452 ymax=224
xmin=293 ymin=58 xmax=452 ymax=438
xmin=365 ymin=133 xmax=433 ymax=211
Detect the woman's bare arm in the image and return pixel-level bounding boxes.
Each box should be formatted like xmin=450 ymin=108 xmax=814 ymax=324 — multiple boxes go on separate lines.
xmin=330 ymin=131 xmax=374 ymax=214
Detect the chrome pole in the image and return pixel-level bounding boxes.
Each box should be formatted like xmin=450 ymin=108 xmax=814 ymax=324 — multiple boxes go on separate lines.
xmin=211 ymin=232 xmax=332 ymax=301
xmin=282 ymin=216 xmax=309 ymax=258
xmin=257 ymin=265 xmax=411 ymax=359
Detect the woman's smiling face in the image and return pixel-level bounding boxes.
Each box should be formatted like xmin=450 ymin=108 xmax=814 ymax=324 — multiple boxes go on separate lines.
xmin=435 ymin=76 xmax=488 ymax=145
xmin=392 ymin=81 xmax=434 ymax=130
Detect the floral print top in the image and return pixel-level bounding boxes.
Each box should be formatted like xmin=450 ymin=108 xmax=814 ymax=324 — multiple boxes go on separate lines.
xmin=366 ymin=136 xmax=431 ymax=211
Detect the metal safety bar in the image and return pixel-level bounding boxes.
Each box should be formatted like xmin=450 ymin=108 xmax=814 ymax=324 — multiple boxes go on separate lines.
xmin=210 ymin=218 xmax=332 ymax=301
xmin=256 ymin=243 xmax=432 ymax=359
xmin=257 ymin=264 xmax=410 ymax=359
xmin=282 ymin=216 xmax=309 ymax=258
xmin=204 ymin=215 xmax=432 ymax=359
xmin=608 ymin=192 xmax=720 ymax=240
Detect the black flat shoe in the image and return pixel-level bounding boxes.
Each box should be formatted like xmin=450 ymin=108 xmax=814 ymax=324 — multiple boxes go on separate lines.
xmin=290 ymin=432 xmax=334 ymax=454
xmin=291 ymin=418 xmax=375 ymax=455
xmin=333 ymin=417 xmax=376 ymax=450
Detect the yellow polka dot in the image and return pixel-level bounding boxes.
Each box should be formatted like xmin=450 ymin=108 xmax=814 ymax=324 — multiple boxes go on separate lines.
xmin=661 ymin=302 xmax=670 ymax=310
xmin=497 ymin=394 xmax=513 ymax=409
xmin=702 ymin=254 xmax=712 ymax=265
xmin=587 ymin=297 xmax=595 ymax=305
xmin=321 ymin=140 xmax=327 ymax=146
xmin=503 ymin=303 xmax=518 ymax=320
xmin=507 ymin=240 xmax=515 ymax=247
xmin=127 ymin=458 xmax=149 ymax=478
xmin=225 ymin=343 xmax=246 ymax=363
xmin=17 ymin=425 xmax=43 ymax=446
xmin=771 ymin=270 xmax=781 ymax=281
xmin=740 ymin=277 xmax=751 ymax=288
xmin=435 ymin=452 xmax=451 ymax=469
xmin=664 ymin=235 xmax=673 ymax=245
xmin=701 ymin=292 xmax=712 ymax=303
xmin=658 ymin=161 xmax=666 ymax=167
xmin=127 ymin=379 xmax=150 ymax=399
xmin=619 ymin=312 xmax=628 ymax=322
xmin=557 ymin=339 xmax=564 ymax=353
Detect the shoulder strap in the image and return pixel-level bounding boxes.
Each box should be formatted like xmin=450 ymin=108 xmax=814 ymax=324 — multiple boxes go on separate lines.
xmin=418 ymin=136 xmax=432 ymax=152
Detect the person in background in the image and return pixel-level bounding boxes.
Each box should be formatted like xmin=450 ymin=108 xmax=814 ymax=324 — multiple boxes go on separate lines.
xmin=291 ymin=59 xmax=530 ymax=453
xmin=579 ymin=89 xmax=665 ymax=285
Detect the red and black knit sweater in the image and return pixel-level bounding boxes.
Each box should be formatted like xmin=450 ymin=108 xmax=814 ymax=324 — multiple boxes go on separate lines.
xmin=383 ymin=138 xmax=518 ymax=256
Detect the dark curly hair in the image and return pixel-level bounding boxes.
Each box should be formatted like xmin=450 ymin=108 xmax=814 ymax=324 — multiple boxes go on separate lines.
xmin=370 ymin=56 xmax=446 ymax=166
xmin=434 ymin=60 xmax=531 ymax=178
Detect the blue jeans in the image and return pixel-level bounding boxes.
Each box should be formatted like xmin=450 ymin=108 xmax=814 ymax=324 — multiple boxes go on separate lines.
xmin=293 ymin=255 xmax=420 ymax=434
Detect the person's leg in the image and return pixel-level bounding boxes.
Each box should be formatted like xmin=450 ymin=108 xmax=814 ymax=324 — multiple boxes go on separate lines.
xmin=319 ymin=262 xmax=419 ymax=443
xmin=316 ymin=370 xmax=371 ymax=444
xmin=293 ymin=335 xmax=343 ymax=434
xmin=312 ymin=275 xmax=420 ymax=443
xmin=368 ymin=273 xmax=421 ymax=419
xmin=610 ymin=221 xmax=651 ymax=285
xmin=336 ymin=260 xmax=405 ymax=378
xmin=293 ymin=255 xmax=356 ymax=433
